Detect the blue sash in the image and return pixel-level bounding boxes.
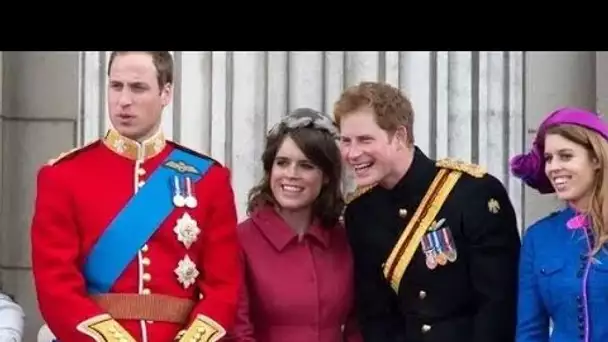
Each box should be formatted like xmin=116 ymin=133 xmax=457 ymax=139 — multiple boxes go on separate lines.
xmin=83 ymin=148 xmax=212 ymax=294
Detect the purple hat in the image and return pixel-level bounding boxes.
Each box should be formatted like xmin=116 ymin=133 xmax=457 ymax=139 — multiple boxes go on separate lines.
xmin=510 ymin=107 xmax=608 ymax=194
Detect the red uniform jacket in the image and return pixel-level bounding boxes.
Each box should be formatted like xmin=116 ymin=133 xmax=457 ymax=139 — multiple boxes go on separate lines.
xmin=30 ymin=129 xmax=241 ymax=342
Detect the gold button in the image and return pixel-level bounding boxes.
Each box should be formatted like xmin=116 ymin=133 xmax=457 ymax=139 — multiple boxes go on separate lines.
xmin=142 ymin=257 xmax=150 ymax=266
xmin=142 ymin=288 xmax=151 ymax=295
xmin=137 ymin=168 xmax=146 ymax=176
xmin=141 ymin=244 xmax=149 ymax=252
xmin=142 ymin=273 xmax=151 ymax=282
xmin=419 ymin=290 xmax=427 ymax=299
xmin=421 ymin=324 xmax=431 ymax=333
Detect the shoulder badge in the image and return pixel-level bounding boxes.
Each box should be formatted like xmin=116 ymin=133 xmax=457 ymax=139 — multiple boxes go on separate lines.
xmin=47 ymin=140 xmax=99 ymax=166
xmin=436 ymin=158 xmax=486 ymax=178
xmin=167 ymin=140 xmax=220 ymax=166
xmin=345 ymin=184 xmax=375 ymax=205
xmin=487 ymin=198 xmax=500 ymax=214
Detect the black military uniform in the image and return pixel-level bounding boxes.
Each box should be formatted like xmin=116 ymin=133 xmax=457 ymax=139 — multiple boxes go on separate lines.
xmin=343 ymin=147 xmax=521 ymax=342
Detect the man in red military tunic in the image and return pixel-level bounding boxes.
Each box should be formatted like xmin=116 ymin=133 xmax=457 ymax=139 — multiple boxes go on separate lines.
xmin=30 ymin=51 xmax=241 ymax=342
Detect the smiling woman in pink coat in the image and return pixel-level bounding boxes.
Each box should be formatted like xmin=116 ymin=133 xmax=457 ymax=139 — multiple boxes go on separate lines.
xmin=227 ymin=108 xmax=362 ymax=342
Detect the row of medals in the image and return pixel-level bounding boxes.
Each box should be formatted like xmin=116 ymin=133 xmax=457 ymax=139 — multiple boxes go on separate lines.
xmin=172 ymin=175 xmax=198 ymax=209
xmin=170 ymin=174 xmax=201 ymax=289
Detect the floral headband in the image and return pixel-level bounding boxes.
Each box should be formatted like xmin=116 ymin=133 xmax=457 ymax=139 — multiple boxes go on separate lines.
xmin=267 ymin=107 xmax=339 ymax=139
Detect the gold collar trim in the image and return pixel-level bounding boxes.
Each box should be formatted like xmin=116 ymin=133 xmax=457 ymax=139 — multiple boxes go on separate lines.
xmin=103 ymin=128 xmax=166 ymax=161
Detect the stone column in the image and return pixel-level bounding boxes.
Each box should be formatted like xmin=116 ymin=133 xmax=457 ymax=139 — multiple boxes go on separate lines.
xmin=0 ymin=51 xmax=80 ymax=342
xmin=595 ymin=51 xmax=608 ymax=115
xmin=522 ymin=51 xmax=596 ymax=229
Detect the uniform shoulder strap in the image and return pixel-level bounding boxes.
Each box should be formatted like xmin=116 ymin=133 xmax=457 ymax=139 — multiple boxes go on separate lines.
xmin=47 ymin=140 xmax=100 ymax=166
xmin=167 ymin=140 xmax=221 ymax=166
xmin=435 ymin=158 xmax=486 ymax=178
xmin=344 ymin=184 xmax=376 ymax=205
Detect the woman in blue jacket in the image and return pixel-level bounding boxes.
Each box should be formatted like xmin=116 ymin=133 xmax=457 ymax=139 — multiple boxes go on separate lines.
xmin=510 ymin=107 xmax=608 ymax=342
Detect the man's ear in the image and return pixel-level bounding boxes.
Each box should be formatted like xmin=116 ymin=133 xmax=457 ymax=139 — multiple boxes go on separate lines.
xmin=160 ymin=83 xmax=173 ymax=107
xmin=393 ymin=126 xmax=408 ymax=149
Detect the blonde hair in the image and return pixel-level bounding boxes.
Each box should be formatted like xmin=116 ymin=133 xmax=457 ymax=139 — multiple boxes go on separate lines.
xmin=545 ymin=124 xmax=608 ymax=255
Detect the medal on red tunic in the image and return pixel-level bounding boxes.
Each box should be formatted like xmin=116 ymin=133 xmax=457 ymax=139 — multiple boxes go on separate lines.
xmin=172 ymin=175 xmax=186 ymax=207
xmin=184 ymin=176 xmax=198 ymax=209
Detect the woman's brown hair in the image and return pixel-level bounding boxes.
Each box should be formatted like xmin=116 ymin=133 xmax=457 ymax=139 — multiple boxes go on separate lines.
xmin=246 ymin=108 xmax=344 ymax=229
xmin=545 ymin=124 xmax=608 ymax=255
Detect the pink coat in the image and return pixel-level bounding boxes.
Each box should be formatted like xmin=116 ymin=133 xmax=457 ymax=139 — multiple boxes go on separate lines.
xmin=227 ymin=206 xmax=363 ymax=342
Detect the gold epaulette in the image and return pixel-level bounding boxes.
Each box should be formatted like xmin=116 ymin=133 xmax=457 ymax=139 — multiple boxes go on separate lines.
xmin=177 ymin=314 xmax=225 ymax=342
xmin=345 ymin=184 xmax=376 ymax=205
xmin=47 ymin=140 xmax=98 ymax=166
xmin=436 ymin=158 xmax=486 ymax=178
xmin=77 ymin=314 xmax=136 ymax=341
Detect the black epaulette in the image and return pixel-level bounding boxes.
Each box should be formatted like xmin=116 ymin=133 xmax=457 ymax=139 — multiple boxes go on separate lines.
xmin=46 ymin=140 xmax=100 ymax=166
xmin=435 ymin=158 xmax=486 ymax=178
xmin=167 ymin=140 xmax=221 ymax=166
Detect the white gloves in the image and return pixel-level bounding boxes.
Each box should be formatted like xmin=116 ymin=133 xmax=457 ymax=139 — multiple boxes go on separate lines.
xmin=0 ymin=293 xmax=24 ymax=342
